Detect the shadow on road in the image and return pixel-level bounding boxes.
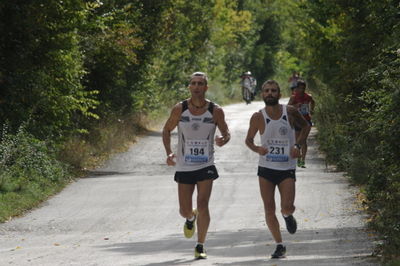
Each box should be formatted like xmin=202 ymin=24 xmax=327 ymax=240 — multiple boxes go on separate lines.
xmin=98 ymin=227 xmax=377 ymax=265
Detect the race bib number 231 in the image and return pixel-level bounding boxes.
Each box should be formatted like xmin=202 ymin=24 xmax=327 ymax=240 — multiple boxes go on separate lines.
xmin=265 ymin=139 xmax=289 ymax=162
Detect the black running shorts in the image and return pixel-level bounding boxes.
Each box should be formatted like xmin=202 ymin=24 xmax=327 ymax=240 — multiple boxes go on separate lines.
xmin=258 ymin=166 xmax=296 ymax=185
xmin=174 ymin=165 xmax=219 ymax=185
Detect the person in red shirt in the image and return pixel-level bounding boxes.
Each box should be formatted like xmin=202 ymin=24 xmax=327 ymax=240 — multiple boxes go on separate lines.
xmin=288 ymin=80 xmax=315 ymax=168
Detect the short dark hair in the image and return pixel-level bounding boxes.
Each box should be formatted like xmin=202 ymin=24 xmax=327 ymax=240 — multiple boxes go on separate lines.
xmin=262 ymin=80 xmax=280 ymax=93
xmin=296 ymin=79 xmax=306 ymax=88
xmin=190 ymin=72 xmax=208 ymax=85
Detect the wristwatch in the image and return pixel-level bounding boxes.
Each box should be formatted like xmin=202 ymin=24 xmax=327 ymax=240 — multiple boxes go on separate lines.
xmin=294 ymin=144 xmax=301 ymax=149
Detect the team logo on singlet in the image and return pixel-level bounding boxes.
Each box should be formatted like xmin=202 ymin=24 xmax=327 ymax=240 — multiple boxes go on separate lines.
xmin=279 ymin=126 xmax=288 ymax=135
xmin=191 ymin=123 xmax=200 ymax=131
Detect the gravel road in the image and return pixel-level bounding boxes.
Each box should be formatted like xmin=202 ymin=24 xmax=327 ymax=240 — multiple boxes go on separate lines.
xmin=0 ymin=100 xmax=378 ymax=265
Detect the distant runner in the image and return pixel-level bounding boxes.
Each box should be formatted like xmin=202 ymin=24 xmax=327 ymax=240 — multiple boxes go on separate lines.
xmin=245 ymin=80 xmax=310 ymax=259
xmin=162 ymin=72 xmax=230 ymax=260
xmin=288 ymin=80 xmax=315 ymax=168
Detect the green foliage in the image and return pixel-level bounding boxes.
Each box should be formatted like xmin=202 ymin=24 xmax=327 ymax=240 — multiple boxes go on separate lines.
xmin=1 ymin=0 xmax=278 ymax=137
xmin=0 ymin=124 xmax=70 ymax=222
xmin=238 ymin=0 xmax=282 ymax=89
xmin=144 ymin=0 xmax=214 ymax=108
xmin=356 ymin=51 xmax=400 ymax=260
xmin=291 ymin=0 xmax=400 ymax=260
xmin=0 ymin=124 xmax=69 ymax=190
xmin=0 ymin=1 xmax=99 ymax=140
xmin=82 ymin=0 xmax=157 ymax=115
xmin=0 ymin=0 xmax=281 ymax=223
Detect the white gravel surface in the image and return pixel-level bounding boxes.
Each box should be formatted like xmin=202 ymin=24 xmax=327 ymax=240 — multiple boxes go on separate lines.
xmin=0 ymin=100 xmax=378 ymax=265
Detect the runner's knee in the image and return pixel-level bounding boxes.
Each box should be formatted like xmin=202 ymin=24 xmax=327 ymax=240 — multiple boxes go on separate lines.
xmin=265 ymin=208 xmax=278 ymax=223
xmin=197 ymin=198 xmax=209 ymax=213
xmin=264 ymin=204 xmax=276 ymax=216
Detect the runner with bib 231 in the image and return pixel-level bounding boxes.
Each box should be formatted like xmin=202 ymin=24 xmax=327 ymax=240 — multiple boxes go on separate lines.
xmin=245 ymin=79 xmax=310 ymax=259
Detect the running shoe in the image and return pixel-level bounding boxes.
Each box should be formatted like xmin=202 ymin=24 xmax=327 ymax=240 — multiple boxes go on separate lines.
xmin=271 ymin=244 xmax=286 ymax=259
xmin=297 ymin=159 xmax=306 ymax=168
xmin=284 ymin=214 xmax=297 ymax=234
xmin=194 ymin=244 xmax=207 ymax=259
xmin=183 ymin=209 xmax=198 ymax=238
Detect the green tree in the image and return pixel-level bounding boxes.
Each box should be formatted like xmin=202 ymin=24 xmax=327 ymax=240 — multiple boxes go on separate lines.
xmin=290 ymin=0 xmax=400 ymax=260
xmin=0 ymin=1 xmax=98 ymax=139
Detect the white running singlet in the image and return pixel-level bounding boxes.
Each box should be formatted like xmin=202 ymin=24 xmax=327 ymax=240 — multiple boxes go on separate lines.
xmin=258 ymin=104 xmax=296 ymax=170
xmin=176 ymin=100 xmax=216 ymax=172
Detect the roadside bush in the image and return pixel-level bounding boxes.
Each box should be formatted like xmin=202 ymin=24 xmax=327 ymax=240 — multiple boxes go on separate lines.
xmin=314 ymin=48 xmax=400 ymax=260
xmin=0 ymin=124 xmax=70 ymax=222
xmin=356 ymin=50 xmax=400 ymax=260
xmin=59 ymin=114 xmax=147 ymax=170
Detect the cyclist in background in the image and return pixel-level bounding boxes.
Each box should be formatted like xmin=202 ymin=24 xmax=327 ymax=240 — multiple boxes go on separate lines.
xmin=240 ymin=71 xmax=257 ymax=104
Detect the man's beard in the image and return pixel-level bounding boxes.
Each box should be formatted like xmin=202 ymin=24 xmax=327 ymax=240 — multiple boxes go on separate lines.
xmin=264 ymin=97 xmax=279 ymax=106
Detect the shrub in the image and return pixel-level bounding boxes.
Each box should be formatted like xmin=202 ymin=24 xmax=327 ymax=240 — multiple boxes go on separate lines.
xmin=0 ymin=124 xmax=70 ymax=221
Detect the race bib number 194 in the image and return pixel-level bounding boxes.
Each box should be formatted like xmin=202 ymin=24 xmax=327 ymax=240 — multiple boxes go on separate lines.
xmin=184 ymin=140 xmax=209 ymax=164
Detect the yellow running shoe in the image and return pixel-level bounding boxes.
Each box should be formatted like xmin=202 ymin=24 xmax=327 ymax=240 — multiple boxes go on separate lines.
xmin=194 ymin=244 xmax=207 ymax=259
xmin=183 ymin=209 xmax=198 ymax=238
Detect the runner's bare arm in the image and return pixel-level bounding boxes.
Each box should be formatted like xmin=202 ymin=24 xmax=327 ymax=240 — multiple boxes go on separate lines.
xmin=288 ymin=106 xmax=310 ymax=145
xmin=288 ymin=94 xmax=302 ymax=109
xmin=162 ymin=103 xmax=182 ymax=165
xmin=213 ymin=106 xmax=230 ymax=147
xmin=245 ymin=112 xmax=268 ymax=155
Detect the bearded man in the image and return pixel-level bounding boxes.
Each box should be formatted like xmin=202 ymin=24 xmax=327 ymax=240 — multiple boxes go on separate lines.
xmin=245 ymin=80 xmax=310 ymax=259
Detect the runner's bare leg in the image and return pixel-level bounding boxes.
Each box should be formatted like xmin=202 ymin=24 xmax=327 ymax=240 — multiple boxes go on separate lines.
xmin=196 ymin=179 xmax=213 ymax=243
xmin=259 ymin=177 xmax=282 ymax=243
xmin=278 ymin=178 xmax=296 ymax=216
xmin=178 ymin=183 xmax=196 ymax=219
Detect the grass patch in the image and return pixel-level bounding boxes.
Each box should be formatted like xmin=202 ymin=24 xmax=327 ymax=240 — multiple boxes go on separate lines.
xmin=60 ymin=114 xmax=148 ymax=171
xmin=0 ymin=180 xmax=70 ymax=223
xmin=0 ymin=112 xmax=161 ymax=222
